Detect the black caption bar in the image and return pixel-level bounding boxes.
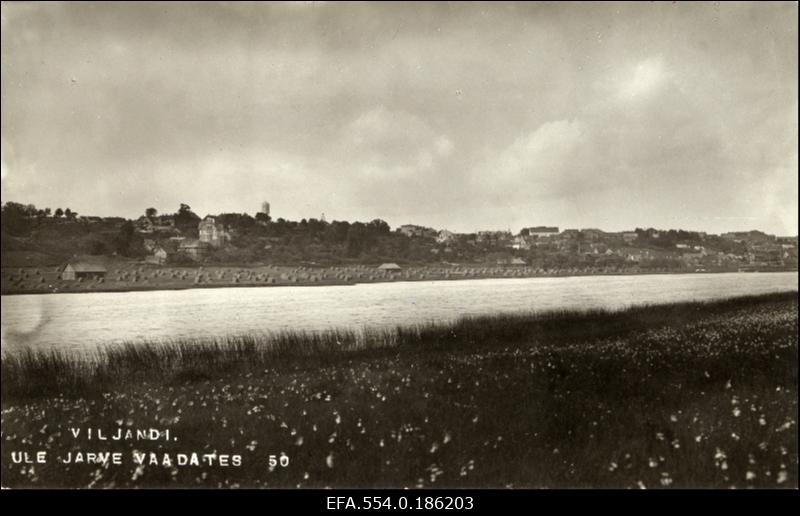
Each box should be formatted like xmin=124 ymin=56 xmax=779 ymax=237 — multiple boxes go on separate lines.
xmin=1 ymin=488 xmax=797 ymax=514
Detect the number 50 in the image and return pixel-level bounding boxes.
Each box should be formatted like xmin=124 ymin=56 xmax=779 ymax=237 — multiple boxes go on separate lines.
xmin=268 ymin=454 xmax=290 ymax=467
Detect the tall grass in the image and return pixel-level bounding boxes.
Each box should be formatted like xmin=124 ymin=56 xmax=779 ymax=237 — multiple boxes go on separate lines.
xmin=2 ymin=292 xmax=796 ymax=401
xmin=1 ymin=291 xmax=796 ymax=488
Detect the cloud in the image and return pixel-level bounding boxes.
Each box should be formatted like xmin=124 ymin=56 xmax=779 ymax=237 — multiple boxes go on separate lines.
xmin=346 ymin=106 xmax=435 ymax=150
xmin=341 ymin=106 xmax=454 ymax=180
xmin=469 ymin=46 xmax=798 ymax=234
xmin=476 ymin=119 xmax=586 ymax=198
xmin=0 ymin=137 xmax=10 ymax=184
xmin=435 ymin=136 xmax=454 ymax=157
xmin=1 ymin=2 xmax=796 ymax=234
xmin=619 ymin=57 xmax=668 ymax=99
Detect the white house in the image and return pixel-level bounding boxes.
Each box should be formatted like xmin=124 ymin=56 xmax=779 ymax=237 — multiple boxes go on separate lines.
xmin=436 ymin=230 xmax=456 ymax=244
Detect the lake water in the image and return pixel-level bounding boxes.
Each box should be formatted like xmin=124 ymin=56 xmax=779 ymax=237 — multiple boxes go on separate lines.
xmin=1 ymin=272 xmax=797 ymax=354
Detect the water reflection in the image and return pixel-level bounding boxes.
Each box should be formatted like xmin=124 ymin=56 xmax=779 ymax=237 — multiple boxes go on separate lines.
xmin=1 ymin=272 xmax=796 ymax=353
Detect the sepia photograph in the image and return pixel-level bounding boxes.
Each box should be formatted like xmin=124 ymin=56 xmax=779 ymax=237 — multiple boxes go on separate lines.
xmin=1 ymin=0 xmax=797 ymax=494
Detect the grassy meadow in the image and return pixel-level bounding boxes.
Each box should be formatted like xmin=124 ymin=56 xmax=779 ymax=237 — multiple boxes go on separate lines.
xmin=1 ymin=292 xmax=797 ymax=488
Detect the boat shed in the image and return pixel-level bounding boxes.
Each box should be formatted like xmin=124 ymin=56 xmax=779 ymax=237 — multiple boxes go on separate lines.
xmin=60 ymin=262 xmax=107 ymax=280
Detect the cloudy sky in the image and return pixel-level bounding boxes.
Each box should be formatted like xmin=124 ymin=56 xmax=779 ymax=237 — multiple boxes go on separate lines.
xmin=1 ymin=1 xmax=797 ymax=234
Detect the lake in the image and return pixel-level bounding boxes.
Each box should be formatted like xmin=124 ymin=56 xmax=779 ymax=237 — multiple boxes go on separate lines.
xmin=1 ymin=272 xmax=797 ymax=354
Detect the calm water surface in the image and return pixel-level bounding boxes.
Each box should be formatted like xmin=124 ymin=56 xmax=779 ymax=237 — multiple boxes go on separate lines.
xmin=1 ymin=272 xmax=796 ymax=353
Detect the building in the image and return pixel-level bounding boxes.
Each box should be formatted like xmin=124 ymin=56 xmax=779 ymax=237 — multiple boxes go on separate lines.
xmin=135 ymin=215 xmax=177 ymax=234
xmin=135 ymin=216 xmax=155 ymax=233
xmin=581 ymin=228 xmax=606 ymax=241
xmin=620 ymin=232 xmax=638 ymax=243
xmin=586 ymin=242 xmax=609 ymax=254
xmin=179 ymin=239 xmax=210 ymax=260
xmin=748 ymin=248 xmax=783 ymax=266
xmin=617 ymin=247 xmax=649 ymax=263
xmin=145 ymin=246 xmax=170 ymax=265
xmin=681 ymin=251 xmax=706 ymax=266
xmin=60 ymin=262 xmax=107 ymax=280
xmin=142 ymin=239 xmax=157 ymax=252
xmin=377 ymin=263 xmax=402 ymax=272
xmin=496 ymin=256 xmax=528 ymax=266
xmin=398 ymin=224 xmax=437 ymax=239
xmin=476 ymin=230 xmax=512 ymax=244
xmin=511 ymin=235 xmax=532 ymax=250
xmin=436 ymin=230 xmax=457 ymax=244
xmin=722 ymin=231 xmax=776 ymax=244
xmin=198 ymin=216 xmax=229 ymax=247
xmin=261 ymin=201 xmax=270 ymax=217
xmin=525 ymin=226 xmax=559 ymax=238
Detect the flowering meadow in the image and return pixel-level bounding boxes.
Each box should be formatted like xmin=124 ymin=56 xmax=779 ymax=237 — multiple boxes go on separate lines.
xmin=1 ymin=292 xmax=797 ymax=488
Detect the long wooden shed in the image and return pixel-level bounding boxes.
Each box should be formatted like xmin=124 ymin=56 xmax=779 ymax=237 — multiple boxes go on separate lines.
xmin=60 ymin=262 xmax=107 ymax=280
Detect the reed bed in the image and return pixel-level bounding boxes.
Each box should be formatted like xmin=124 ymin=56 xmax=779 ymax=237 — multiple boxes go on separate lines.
xmin=2 ymin=292 xmax=795 ymax=401
xmin=1 ymin=291 xmax=797 ymax=488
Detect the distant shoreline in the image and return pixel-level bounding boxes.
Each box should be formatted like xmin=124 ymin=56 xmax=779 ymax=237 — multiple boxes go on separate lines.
xmin=1 ymin=267 xmax=796 ymax=297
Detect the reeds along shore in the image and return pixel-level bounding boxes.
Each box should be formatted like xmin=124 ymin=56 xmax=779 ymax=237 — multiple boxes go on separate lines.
xmin=2 ymin=292 xmax=797 ymax=401
xmin=1 ymin=292 xmax=797 ymax=488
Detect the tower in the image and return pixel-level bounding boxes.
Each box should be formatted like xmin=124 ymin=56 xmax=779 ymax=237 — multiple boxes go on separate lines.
xmin=261 ymin=201 xmax=270 ymax=217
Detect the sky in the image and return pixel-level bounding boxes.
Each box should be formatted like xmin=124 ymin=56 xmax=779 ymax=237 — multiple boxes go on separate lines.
xmin=1 ymin=1 xmax=797 ymax=235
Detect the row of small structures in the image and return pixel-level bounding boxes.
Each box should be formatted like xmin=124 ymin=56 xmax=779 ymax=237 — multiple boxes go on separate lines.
xmin=3 ymin=261 xmax=665 ymax=293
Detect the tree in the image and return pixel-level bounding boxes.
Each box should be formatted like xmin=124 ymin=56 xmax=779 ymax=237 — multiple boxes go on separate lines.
xmin=344 ymin=222 xmax=379 ymax=258
xmin=368 ymin=219 xmax=390 ymax=234
xmin=174 ymin=203 xmax=200 ymax=228
xmin=113 ymin=221 xmax=144 ymax=257
xmin=114 ymin=221 xmax=134 ymax=254
xmin=575 ymin=231 xmax=586 ymax=254
xmin=345 ymin=225 xmax=365 ymax=257
xmin=325 ymin=220 xmax=350 ymax=244
xmin=1 ymin=202 xmax=34 ymax=235
xmin=54 ymin=208 xmax=64 ymax=218
xmin=520 ymin=228 xmax=530 ymax=236
xmin=88 ymin=238 xmax=107 ymax=255
xmin=145 ymin=207 xmax=158 ymax=218
xmin=217 ymin=212 xmax=255 ymax=230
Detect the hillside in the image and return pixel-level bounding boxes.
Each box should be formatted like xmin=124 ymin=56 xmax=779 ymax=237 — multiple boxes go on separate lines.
xmin=2 ymin=202 xmax=797 ymax=273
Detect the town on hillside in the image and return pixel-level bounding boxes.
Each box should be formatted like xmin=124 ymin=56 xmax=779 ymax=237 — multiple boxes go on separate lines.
xmin=1 ymin=200 xmax=797 ymax=293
